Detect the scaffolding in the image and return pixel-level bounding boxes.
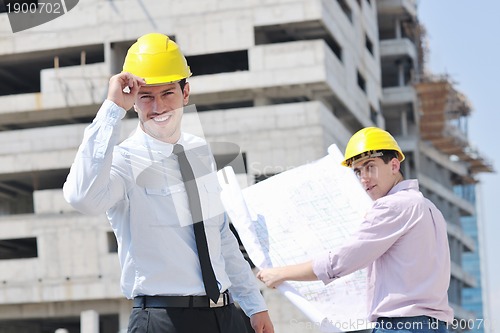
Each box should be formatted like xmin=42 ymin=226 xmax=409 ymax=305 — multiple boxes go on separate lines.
xmin=415 ymin=77 xmax=494 ymax=182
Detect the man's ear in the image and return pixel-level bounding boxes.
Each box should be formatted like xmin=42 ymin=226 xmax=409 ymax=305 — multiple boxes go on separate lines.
xmin=391 ymin=158 xmax=400 ymax=174
xmin=183 ymin=82 xmax=190 ymax=106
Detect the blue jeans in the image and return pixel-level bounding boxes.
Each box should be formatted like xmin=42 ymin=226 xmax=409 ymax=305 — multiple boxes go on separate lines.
xmin=373 ymin=316 xmax=449 ymax=333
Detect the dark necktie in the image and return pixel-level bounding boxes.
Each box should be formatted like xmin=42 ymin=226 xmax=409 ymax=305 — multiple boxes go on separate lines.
xmin=173 ymin=144 xmax=220 ymax=303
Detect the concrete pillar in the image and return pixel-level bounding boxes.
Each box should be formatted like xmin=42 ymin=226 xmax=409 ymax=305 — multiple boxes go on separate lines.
xmin=0 ymin=200 xmax=9 ymax=215
xmin=401 ymin=109 xmax=408 ymax=136
xmin=397 ymin=61 xmax=405 ymax=87
xmin=104 ymin=40 xmax=116 ymax=75
xmin=118 ymin=300 xmax=132 ymax=333
xmin=395 ymin=18 xmax=401 ymax=39
xmin=81 ymin=310 xmax=99 ymax=333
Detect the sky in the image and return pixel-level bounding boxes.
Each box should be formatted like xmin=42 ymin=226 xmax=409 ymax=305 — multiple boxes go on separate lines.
xmin=418 ymin=0 xmax=500 ymax=330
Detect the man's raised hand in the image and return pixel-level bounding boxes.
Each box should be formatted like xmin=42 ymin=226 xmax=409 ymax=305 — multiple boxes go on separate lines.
xmin=107 ymin=72 xmax=146 ymax=110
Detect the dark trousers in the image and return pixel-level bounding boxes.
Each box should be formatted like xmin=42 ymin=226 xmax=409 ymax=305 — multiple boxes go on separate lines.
xmin=127 ymin=304 xmax=250 ymax=333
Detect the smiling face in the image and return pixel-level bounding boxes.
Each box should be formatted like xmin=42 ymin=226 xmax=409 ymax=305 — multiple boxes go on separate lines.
xmin=352 ymin=156 xmax=402 ymax=200
xmin=134 ymin=81 xmax=190 ymax=144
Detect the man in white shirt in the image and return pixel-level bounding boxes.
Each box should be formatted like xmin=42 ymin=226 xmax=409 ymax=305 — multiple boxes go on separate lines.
xmin=64 ymin=33 xmax=273 ymax=333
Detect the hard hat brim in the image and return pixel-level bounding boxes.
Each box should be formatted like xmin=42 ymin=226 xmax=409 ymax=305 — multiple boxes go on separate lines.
xmin=143 ymin=73 xmax=192 ymax=86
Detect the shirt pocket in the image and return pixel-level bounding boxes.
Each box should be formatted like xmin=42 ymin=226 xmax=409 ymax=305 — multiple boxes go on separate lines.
xmin=144 ymin=184 xmax=191 ymax=227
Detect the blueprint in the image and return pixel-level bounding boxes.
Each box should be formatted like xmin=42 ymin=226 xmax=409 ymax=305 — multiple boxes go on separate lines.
xmin=218 ymin=145 xmax=375 ymax=332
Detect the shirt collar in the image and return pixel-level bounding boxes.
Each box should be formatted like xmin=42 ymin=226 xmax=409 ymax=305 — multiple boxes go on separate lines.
xmin=132 ymin=124 xmax=206 ymax=158
xmin=387 ymin=179 xmax=419 ymax=196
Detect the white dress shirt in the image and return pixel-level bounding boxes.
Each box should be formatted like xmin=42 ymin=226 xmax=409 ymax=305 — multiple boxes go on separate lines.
xmin=63 ymin=100 xmax=267 ymax=316
xmin=313 ymin=180 xmax=454 ymax=323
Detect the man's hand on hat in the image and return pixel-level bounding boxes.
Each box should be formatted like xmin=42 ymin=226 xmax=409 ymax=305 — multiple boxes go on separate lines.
xmin=107 ymin=72 xmax=146 ymax=111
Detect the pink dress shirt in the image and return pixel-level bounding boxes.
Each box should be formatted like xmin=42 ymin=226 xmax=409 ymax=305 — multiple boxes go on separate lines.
xmin=313 ymin=180 xmax=454 ymax=323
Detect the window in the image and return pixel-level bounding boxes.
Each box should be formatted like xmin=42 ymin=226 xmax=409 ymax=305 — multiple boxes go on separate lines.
xmin=0 ymin=237 xmax=38 ymax=260
xmin=365 ymin=33 xmax=374 ymax=55
xmin=370 ymin=106 xmax=378 ymax=125
xmin=337 ymin=0 xmax=352 ymax=22
xmin=187 ymin=50 xmax=248 ymax=76
xmin=357 ymin=70 xmax=366 ymax=93
xmin=0 ymin=43 xmax=105 ymax=96
xmin=196 ymin=100 xmax=254 ymax=112
xmin=254 ymin=21 xmax=343 ymax=61
xmin=107 ymin=232 xmax=118 ymax=253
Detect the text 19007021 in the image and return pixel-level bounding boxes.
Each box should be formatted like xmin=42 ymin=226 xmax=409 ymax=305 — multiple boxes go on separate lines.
xmin=447 ymin=318 xmax=490 ymax=331
xmin=5 ymin=0 xmax=66 ymax=14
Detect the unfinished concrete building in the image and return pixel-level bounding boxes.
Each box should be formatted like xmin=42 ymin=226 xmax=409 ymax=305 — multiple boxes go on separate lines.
xmin=377 ymin=0 xmax=493 ymax=324
xmin=0 ymin=0 xmax=491 ymax=332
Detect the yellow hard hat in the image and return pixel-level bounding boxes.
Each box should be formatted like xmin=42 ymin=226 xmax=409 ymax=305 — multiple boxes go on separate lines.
xmin=342 ymin=127 xmax=405 ymax=167
xmin=122 ymin=33 xmax=192 ymax=85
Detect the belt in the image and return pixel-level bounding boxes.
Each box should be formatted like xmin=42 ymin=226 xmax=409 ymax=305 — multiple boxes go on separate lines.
xmin=133 ymin=290 xmax=233 ymax=309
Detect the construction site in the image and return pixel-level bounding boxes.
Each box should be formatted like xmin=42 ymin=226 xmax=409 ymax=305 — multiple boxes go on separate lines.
xmin=0 ymin=0 xmax=493 ymax=332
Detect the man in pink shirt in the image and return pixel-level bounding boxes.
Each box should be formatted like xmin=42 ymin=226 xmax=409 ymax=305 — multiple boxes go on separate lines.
xmin=257 ymin=127 xmax=454 ymax=332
